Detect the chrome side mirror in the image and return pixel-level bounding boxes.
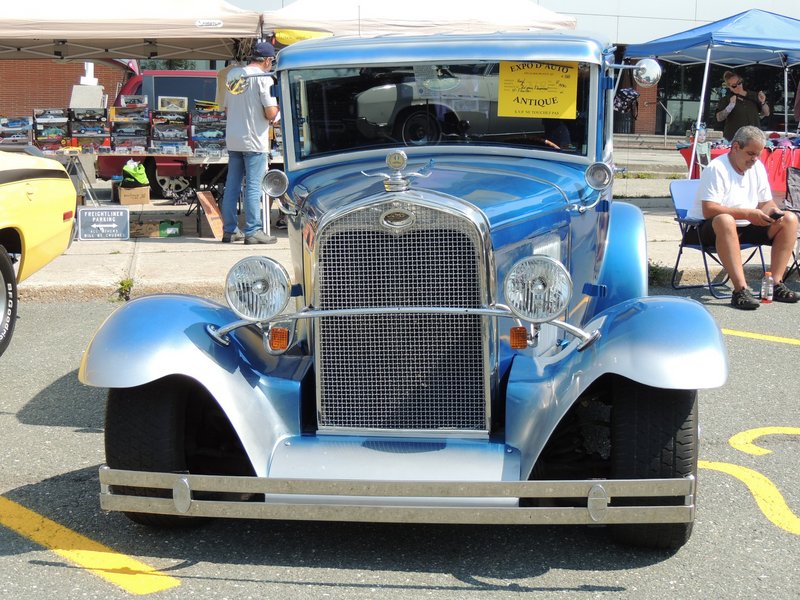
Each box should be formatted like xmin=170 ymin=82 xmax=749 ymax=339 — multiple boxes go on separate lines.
xmin=226 ymin=67 xmax=251 ymax=95
xmin=632 ymin=58 xmax=661 ymax=88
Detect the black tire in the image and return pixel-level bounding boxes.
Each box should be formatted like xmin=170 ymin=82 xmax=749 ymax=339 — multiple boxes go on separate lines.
xmin=610 ymin=379 xmax=698 ymax=550
xmin=105 ymin=379 xmax=198 ymax=528
xmin=0 ymin=246 xmax=18 ymax=358
xmin=398 ymin=109 xmax=442 ymax=146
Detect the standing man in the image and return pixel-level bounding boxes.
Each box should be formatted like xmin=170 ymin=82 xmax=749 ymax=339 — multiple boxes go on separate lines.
xmin=686 ymin=126 xmax=798 ymax=310
xmin=221 ymin=41 xmax=279 ymax=244
xmin=715 ymin=71 xmax=769 ymax=142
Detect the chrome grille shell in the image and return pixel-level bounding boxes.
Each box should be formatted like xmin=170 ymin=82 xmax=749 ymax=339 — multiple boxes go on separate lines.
xmin=313 ymin=194 xmax=492 ymax=435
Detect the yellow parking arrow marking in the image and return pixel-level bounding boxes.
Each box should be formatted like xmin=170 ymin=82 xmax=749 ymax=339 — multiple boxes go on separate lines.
xmin=699 ymin=461 xmax=800 ymax=536
xmin=721 ymin=328 xmax=800 ymax=346
xmin=0 ymin=496 xmax=180 ymax=595
xmin=729 ymin=427 xmax=800 ymax=456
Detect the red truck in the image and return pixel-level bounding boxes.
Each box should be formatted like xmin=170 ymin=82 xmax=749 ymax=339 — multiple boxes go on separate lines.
xmin=95 ymin=70 xmax=225 ymax=198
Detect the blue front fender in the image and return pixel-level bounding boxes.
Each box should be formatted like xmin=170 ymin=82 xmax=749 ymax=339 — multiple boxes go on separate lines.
xmin=79 ymin=294 xmax=309 ymax=476
xmin=506 ymin=295 xmax=727 ymax=477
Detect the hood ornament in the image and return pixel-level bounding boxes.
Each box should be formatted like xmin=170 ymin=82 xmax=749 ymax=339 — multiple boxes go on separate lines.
xmin=361 ymin=150 xmax=432 ymax=192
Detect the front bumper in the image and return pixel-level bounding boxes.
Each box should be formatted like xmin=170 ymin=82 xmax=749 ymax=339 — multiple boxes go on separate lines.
xmin=99 ymin=466 xmax=695 ymax=525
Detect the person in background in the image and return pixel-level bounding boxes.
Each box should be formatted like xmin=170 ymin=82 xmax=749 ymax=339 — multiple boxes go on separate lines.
xmin=220 ymin=41 xmax=280 ymax=244
xmin=715 ymin=71 xmax=769 ymax=142
xmin=685 ymin=126 xmax=798 ymax=310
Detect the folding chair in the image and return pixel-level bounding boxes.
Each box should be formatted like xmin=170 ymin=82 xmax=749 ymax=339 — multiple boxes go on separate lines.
xmin=670 ymin=179 xmax=767 ymax=298
xmin=783 ymin=166 xmax=800 ymax=280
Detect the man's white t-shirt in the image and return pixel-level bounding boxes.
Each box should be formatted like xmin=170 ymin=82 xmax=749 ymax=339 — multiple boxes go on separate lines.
xmin=224 ymin=65 xmax=277 ymax=153
xmin=687 ymin=153 xmax=771 ymax=221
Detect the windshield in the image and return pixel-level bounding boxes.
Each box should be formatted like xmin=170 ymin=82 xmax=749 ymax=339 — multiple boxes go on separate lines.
xmin=287 ymin=61 xmax=592 ymax=161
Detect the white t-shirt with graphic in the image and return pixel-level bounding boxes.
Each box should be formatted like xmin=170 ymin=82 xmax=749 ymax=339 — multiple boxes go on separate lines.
xmin=224 ymin=65 xmax=277 ymax=153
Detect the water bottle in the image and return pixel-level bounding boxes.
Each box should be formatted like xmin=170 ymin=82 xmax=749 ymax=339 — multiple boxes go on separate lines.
xmin=761 ymin=271 xmax=774 ymax=303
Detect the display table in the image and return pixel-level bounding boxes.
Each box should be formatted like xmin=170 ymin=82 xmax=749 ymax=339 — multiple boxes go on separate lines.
xmin=677 ymin=146 xmax=799 ymax=192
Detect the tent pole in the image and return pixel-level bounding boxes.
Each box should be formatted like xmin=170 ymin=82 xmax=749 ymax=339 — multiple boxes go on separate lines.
xmin=687 ymin=46 xmax=712 ymax=179
xmin=783 ymin=56 xmax=789 ymax=135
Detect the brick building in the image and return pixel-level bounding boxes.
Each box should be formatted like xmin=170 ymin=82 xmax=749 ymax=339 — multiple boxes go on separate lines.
xmin=0 ymin=60 xmax=129 ymax=117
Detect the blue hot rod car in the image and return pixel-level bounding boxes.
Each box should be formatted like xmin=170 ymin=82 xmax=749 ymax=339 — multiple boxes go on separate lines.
xmin=79 ymin=31 xmax=726 ymax=549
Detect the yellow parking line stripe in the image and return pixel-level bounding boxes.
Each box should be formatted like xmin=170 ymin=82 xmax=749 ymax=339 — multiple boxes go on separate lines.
xmin=721 ymin=328 xmax=800 ymax=346
xmin=729 ymin=427 xmax=800 ymax=456
xmin=0 ymin=496 xmax=180 ymax=595
xmin=699 ymin=460 xmax=800 ymax=536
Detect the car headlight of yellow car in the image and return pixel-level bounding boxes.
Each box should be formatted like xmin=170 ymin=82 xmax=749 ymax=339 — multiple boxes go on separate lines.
xmin=504 ymin=256 xmax=572 ymax=323
xmin=225 ymin=256 xmax=291 ymax=321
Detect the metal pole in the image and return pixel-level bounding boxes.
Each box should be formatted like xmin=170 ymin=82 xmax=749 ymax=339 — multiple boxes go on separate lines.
xmin=688 ymin=45 xmax=712 ymax=180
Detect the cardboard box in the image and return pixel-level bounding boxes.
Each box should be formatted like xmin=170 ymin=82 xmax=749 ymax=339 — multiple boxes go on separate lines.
xmin=130 ymin=219 xmax=183 ymax=238
xmin=116 ymin=185 xmax=150 ymax=205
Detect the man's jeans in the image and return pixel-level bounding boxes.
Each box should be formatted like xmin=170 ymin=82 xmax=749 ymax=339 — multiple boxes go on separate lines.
xmin=221 ymin=150 xmax=268 ymax=237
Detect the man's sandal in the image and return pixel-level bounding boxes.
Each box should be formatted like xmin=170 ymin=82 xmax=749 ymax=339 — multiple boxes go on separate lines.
xmin=773 ymin=281 xmax=799 ymax=303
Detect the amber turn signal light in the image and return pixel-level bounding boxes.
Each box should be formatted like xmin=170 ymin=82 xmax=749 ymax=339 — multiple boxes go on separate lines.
xmin=510 ymin=326 xmax=529 ymax=349
xmin=269 ymin=327 xmax=290 ymax=351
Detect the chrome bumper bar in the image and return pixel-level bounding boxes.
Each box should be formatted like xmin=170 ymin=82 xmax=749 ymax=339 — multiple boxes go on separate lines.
xmin=99 ymin=466 xmax=695 ymax=525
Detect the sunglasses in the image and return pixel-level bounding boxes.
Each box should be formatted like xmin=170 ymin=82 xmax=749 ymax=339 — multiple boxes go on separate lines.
xmin=729 ymin=80 xmax=743 ymax=88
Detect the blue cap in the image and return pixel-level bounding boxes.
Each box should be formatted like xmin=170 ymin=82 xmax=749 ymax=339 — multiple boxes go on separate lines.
xmin=251 ymin=41 xmax=276 ymax=59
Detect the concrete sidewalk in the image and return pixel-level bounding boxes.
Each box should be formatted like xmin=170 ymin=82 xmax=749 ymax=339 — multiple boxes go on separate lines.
xmin=19 ymin=148 xmax=777 ymax=301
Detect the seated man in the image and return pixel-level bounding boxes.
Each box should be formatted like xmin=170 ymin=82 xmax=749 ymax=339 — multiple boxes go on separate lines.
xmin=685 ymin=125 xmax=799 ymax=310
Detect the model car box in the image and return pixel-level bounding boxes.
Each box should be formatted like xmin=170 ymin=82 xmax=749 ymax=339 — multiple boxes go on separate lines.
xmin=112 ymin=136 xmax=148 ymax=151
xmin=152 ymin=123 xmax=188 ymax=140
xmin=110 ymin=107 xmax=150 ymax=123
xmin=1 ymin=116 xmax=33 ymax=130
xmin=71 ymin=122 xmax=109 ymax=136
xmin=72 ymin=136 xmax=111 ymax=153
xmin=192 ymin=110 xmax=226 ymax=124
xmin=71 ymin=108 xmax=108 ymax=122
xmin=0 ymin=131 xmax=31 ymax=145
xmin=35 ymin=123 xmax=68 ymax=140
xmin=112 ymin=123 xmax=149 ymax=137
xmin=33 ymin=108 xmax=68 ymax=123
xmin=192 ymin=124 xmax=225 ymax=142
xmin=152 ymin=111 xmax=189 ymax=125
xmin=119 ymin=95 xmax=148 ymax=108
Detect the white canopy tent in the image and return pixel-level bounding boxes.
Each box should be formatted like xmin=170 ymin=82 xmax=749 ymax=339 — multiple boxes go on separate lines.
xmin=263 ymin=0 xmax=576 ymax=41
xmin=0 ymin=0 xmax=263 ymax=61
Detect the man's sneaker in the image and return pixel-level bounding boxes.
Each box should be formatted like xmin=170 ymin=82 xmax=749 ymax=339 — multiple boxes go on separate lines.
xmin=731 ymin=287 xmax=759 ymax=310
xmin=222 ymin=230 xmax=244 ymax=243
xmin=244 ymin=230 xmax=277 ymax=245
xmin=275 ymin=217 xmax=288 ymax=230
xmin=773 ymin=281 xmax=800 ymax=303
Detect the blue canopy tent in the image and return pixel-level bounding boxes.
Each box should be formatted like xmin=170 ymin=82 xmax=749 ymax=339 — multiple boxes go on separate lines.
xmin=625 ymin=9 xmax=800 ymax=176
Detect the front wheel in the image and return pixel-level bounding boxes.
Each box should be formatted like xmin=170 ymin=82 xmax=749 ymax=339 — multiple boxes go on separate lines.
xmin=105 ymin=379 xmax=198 ymax=527
xmin=0 ymin=247 xmax=18 ymax=357
xmin=610 ymin=379 xmax=698 ymax=550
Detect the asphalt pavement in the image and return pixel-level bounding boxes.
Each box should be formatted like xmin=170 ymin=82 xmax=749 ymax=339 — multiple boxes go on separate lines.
xmin=19 ymin=146 xmax=789 ymax=301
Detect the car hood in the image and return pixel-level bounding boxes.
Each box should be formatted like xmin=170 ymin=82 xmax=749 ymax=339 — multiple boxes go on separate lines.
xmin=293 ymin=156 xmax=591 ymax=227
xmin=0 ymin=150 xmax=68 ymax=180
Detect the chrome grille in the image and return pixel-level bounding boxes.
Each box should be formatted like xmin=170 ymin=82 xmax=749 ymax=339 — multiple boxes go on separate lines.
xmin=315 ymin=202 xmax=488 ymax=432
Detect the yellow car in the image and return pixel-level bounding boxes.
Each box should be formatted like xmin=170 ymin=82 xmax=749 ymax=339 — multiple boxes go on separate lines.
xmin=0 ymin=150 xmax=76 ymax=355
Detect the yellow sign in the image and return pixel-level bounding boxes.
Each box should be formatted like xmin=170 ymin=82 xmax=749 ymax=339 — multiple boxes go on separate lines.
xmin=497 ymin=61 xmax=578 ymax=119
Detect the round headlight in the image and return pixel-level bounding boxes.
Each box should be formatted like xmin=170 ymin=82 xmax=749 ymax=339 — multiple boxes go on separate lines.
xmin=504 ymin=256 xmax=572 ymax=323
xmin=225 ymin=256 xmax=291 ymax=321
xmin=585 ymin=162 xmax=614 ymax=191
